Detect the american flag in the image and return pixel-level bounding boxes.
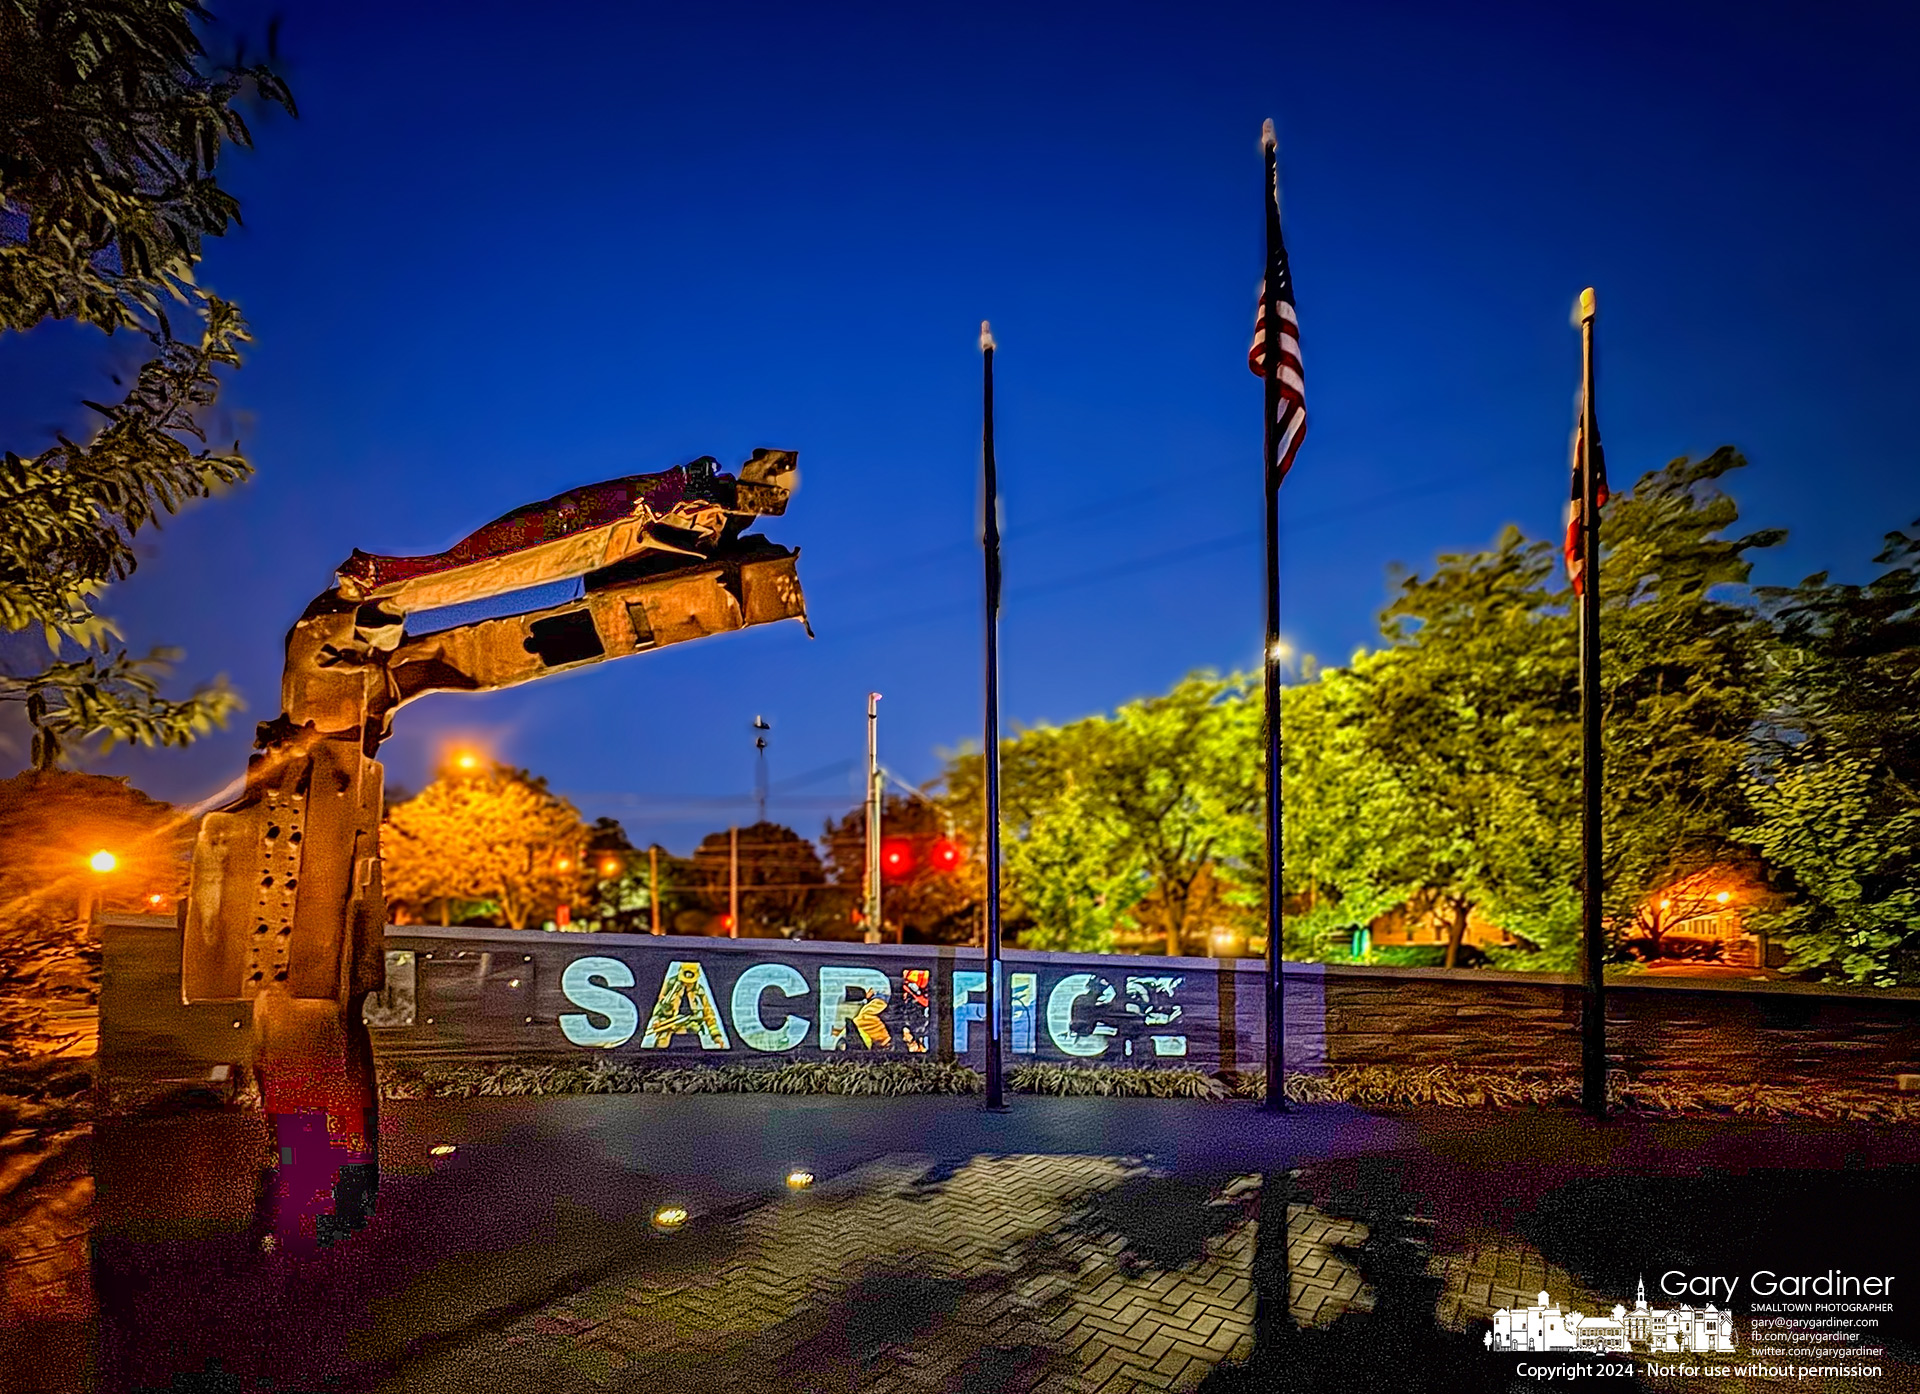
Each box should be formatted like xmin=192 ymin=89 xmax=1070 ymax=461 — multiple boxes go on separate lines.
xmin=1563 ymin=395 xmax=1609 ymax=595
xmin=1249 ymin=218 xmax=1307 ymax=483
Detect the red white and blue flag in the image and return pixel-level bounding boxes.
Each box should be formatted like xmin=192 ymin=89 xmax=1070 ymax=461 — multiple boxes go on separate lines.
xmin=1249 ymin=221 xmax=1307 ymax=484
xmin=1564 ymin=395 xmax=1608 ymax=595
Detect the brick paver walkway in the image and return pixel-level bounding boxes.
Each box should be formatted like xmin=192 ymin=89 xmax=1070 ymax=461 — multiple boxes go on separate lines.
xmin=386 ymin=1153 xmax=1389 ymax=1394
xmin=0 ymin=1127 xmax=93 ymax=1322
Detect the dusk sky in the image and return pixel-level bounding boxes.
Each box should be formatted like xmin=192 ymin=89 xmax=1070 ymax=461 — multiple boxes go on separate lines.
xmin=3 ymin=0 xmax=1916 ymax=852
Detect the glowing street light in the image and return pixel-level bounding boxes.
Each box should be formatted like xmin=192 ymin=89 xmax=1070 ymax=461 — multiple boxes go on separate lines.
xmin=451 ymin=750 xmax=482 ymax=773
xmin=1715 ymin=891 xmax=1731 ymax=905
xmin=79 ymin=849 xmax=118 ymax=922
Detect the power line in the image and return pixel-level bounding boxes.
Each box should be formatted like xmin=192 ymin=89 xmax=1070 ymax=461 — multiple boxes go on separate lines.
xmin=799 ymin=461 xmax=1514 ymax=648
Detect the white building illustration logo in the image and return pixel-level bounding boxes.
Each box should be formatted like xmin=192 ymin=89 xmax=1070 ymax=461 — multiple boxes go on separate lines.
xmin=1488 ymin=1276 xmax=1737 ymax=1354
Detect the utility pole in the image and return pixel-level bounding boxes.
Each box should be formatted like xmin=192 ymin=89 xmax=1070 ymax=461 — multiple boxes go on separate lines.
xmin=728 ymin=824 xmax=739 ymax=938
xmin=865 ymin=692 xmax=883 ymax=944
xmin=754 ymin=715 xmax=771 ymax=824
xmin=649 ymin=845 xmax=662 ymax=935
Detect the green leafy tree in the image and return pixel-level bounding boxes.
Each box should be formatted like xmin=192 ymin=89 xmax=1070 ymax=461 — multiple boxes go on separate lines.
xmin=1743 ymin=523 xmax=1920 ymax=984
xmin=1283 ymin=450 xmax=1781 ymax=972
xmin=1349 ymin=527 xmax=1577 ymax=968
xmin=945 ymin=673 xmax=1262 ymax=957
xmin=1000 ymin=777 xmax=1147 ymax=953
xmin=576 ymin=816 xmax=638 ymax=933
xmin=1 ymin=1 xmax=292 ymax=767
xmin=1270 ymin=656 xmax=1443 ymax=960
xmin=2 ymin=0 xmax=294 ymax=332
xmin=1589 ymin=448 xmax=1784 ymax=954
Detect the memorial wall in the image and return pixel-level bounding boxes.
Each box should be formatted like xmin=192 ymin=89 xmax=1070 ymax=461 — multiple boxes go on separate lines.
xmin=102 ymin=918 xmax=1920 ymax=1092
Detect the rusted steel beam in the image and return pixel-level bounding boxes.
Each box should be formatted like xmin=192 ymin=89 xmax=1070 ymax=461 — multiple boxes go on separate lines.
xmin=181 ymin=451 xmax=806 ymax=1254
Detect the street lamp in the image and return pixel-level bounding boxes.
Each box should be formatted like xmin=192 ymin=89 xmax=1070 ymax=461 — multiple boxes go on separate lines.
xmin=80 ymin=849 xmax=117 ymax=922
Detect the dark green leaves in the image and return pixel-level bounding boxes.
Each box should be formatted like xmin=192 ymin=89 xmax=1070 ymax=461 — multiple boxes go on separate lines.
xmin=0 ymin=0 xmax=295 ymax=333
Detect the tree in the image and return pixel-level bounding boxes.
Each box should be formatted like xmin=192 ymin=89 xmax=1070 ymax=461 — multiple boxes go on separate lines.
xmin=822 ymin=793 xmax=979 ymax=944
xmin=1282 ymin=450 xmax=1782 ymax=972
xmin=1588 ymin=448 xmax=1784 ymax=956
xmin=999 ymin=777 xmax=1146 ymax=953
xmin=2 ymin=1 xmax=294 ymax=333
xmin=2 ymin=1 xmax=292 ymax=767
xmin=944 ymin=673 xmax=1262 ymax=957
xmin=1743 ymin=522 xmax=1920 ymax=984
xmin=685 ymin=821 xmax=838 ymax=938
xmin=381 ymin=763 xmax=591 ymax=930
xmin=1268 ymin=656 xmax=1442 ymax=960
xmin=1346 ymin=527 xmax=1577 ymax=968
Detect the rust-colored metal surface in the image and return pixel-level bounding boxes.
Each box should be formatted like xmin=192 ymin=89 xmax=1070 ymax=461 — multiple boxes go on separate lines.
xmin=179 ymin=450 xmax=807 ymax=1251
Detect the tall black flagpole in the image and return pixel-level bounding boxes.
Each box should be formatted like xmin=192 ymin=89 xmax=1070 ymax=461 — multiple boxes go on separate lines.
xmin=1577 ymin=286 xmax=1608 ymax=1120
xmin=981 ymin=320 xmax=1008 ymax=1112
xmin=1260 ymin=122 xmax=1288 ymax=1113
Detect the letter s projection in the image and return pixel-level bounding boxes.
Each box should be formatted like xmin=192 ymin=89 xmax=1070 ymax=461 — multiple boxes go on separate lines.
xmin=559 ymin=956 xmax=640 ymax=1048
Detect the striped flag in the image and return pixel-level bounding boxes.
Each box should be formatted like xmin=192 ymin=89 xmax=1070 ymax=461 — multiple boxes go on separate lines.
xmin=1249 ymin=220 xmax=1307 ymax=483
xmin=1563 ymin=393 xmax=1609 ymax=595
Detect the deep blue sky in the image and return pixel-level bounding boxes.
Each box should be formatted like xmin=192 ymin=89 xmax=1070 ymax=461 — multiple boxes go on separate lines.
xmin=4 ymin=0 xmax=1916 ymax=851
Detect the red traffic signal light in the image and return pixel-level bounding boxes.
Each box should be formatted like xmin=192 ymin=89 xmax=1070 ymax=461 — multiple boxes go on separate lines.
xmin=928 ymin=839 xmax=961 ymax=873
xmin=880 ymin=839 xmax=914 ymax=881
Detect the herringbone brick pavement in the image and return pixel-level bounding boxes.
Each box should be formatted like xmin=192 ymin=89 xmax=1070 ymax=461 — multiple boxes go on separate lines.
xmin=385 ymin=1154 xmax=1377 ymax=1394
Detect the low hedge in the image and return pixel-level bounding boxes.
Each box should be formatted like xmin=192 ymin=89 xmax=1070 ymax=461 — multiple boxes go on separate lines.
xmin=372 ymin=1058 xmax=1920 ymax=1123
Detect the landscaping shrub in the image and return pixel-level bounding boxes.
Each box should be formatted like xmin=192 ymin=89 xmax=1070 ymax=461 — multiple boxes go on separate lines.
xmin=371 ymin=1057 xmax=1920 ymax=1123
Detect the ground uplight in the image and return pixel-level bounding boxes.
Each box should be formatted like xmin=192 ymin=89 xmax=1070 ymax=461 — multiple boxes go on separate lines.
xmin=786 ymin=1170 xmax=814 ymax=1190
xmin=652 ymin=1205 xmax=690 ymax=1232
xmin=429 ymin=1144 xmax=457 ymax=1157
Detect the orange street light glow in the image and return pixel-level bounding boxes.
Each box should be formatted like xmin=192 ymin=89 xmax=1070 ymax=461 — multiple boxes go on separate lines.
xmin=452 ymin=750 xmax=481 ymax=772
xmin=1716 ymin=891 xmax=1731 ymax=904
xmin=89 ymin=850 xmax=117 ymax=873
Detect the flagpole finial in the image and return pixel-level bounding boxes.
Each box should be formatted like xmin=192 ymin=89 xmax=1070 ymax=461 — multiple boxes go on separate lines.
xmin=980 ymin=320 xmax=996 ymax=352
xmin=1260 ymin=119 xmax=1276 ymax=153
xmin=1578 ymin=287 xmax=1597 ymax=323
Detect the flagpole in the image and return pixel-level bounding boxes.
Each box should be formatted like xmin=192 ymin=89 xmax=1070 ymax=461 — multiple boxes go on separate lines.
xmin=1260 ymin=122 xmax=1288 ymax=1113
xmin=1577 ymin=286 xmax=1607 ymax=1120
xmin=981 ymin=320 xmax=1008 ymax=1112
